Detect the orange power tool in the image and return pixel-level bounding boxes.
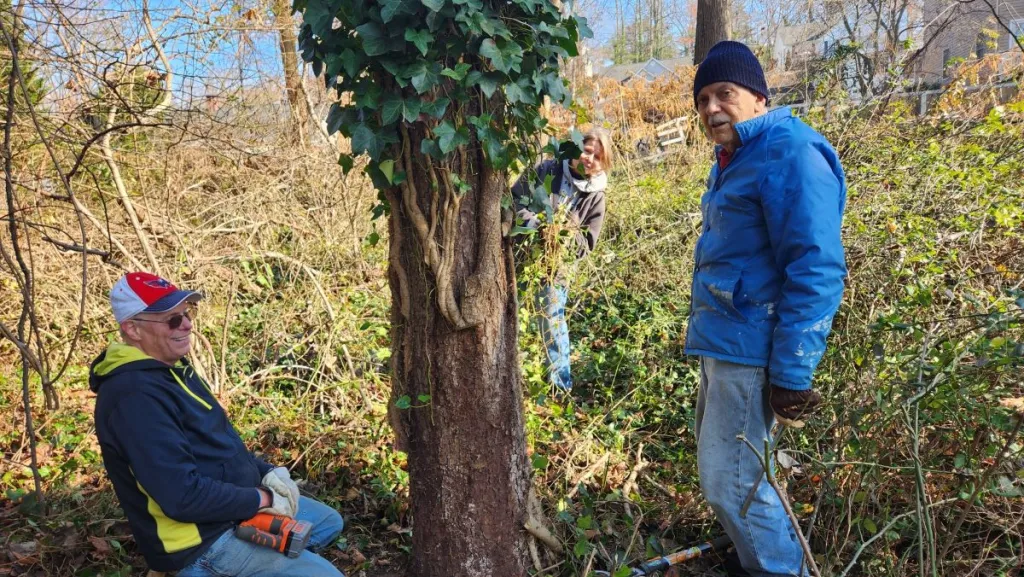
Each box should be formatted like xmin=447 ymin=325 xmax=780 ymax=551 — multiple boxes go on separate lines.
xmin=234 ymin=513 xmax=313 ymax=558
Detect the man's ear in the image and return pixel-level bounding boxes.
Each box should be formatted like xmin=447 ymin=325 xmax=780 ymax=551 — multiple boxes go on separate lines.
xmin=121 ymin=320 xmax=141 ymax=342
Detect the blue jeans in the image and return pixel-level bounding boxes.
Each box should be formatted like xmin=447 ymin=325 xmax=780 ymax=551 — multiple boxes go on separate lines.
xmin=695 ymin=357 xmax=807 ymax=577
xmin=177 ymin=496 xmax=344 ymax=577
xmin=538 ymin=284 xmax=572 ymax=390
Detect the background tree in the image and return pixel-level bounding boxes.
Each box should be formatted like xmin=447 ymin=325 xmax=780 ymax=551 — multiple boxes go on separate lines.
xmin=610 ymin=0 xmax=677 ymax=64
xmin=296 ymin=0 xmax=590 ymax=575
xmin=271 ymin=0 xmax=309 ymax=142
xmin=694 ymin=0 xmax=730 ymax=63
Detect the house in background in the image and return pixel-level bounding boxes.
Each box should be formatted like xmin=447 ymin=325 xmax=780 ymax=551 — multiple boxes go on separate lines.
xmin=916 ymin=0 xmax=1024 ymax=84
xmin=594 ymin=57 xmax=693 ymax=84
xmin=772 ymin=23 xmax=830 ymax=72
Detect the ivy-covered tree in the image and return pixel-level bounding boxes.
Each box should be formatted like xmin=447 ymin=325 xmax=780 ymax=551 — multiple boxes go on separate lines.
xmin=295 ymin=0 xmax=589 ymax=575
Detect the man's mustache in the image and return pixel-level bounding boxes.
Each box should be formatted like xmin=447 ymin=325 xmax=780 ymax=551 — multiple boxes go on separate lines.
xmin=707 ymin=113 xmax=730 ymax=127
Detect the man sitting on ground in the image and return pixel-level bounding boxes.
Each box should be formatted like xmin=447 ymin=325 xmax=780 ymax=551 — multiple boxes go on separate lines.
xmin=90 ymin=271 xmax=344 ymax=577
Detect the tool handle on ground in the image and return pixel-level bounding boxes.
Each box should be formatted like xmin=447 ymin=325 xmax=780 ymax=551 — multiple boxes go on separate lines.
xmin=235 ymin=525 xmax=286 ymax=553
xmin=633 ymin=534 xmax=733 ymax=575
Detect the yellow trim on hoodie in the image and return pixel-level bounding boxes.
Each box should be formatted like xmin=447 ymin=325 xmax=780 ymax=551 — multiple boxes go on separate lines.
xmin=132 ymin=474 xmax=202 ymax=553
xmin=170 ymin=370 xmax=212 ymax=411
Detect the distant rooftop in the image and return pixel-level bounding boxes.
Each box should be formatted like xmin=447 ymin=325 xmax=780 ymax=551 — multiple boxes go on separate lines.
xmin=595 ymin=57 xmax=693 ymax=83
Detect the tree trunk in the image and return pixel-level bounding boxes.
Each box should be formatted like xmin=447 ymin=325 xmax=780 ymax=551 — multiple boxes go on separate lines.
xmin=694 ymin=0 xmax=731 ymax=64
xmin=386 ymin=117 xmax=531 ymax=577
xmin=271 ymin=0 xmax=308 ymax=141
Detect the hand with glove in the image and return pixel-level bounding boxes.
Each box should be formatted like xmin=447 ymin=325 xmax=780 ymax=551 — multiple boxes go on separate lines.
xmin=256 ymin=485 xmax=296 ymax=518
xmin=769 ymin=385 xmax=822 ymax=428
xmin=259 ymin=467 xmax=300 ymax=517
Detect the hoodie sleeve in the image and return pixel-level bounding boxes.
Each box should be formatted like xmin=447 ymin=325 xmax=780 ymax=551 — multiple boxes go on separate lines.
xmin=253 ymin=455 xmax=275 ymax=478
xmin=571 ymin=192 xmax=606 ymax=258
xmin=760 ymin=132 xmax=847 ymax=390
xmin=108 ymin=391 xmax=261 ymax=523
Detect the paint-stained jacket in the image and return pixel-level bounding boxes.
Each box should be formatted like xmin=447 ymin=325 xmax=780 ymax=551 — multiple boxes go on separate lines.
xmin=90 ymin=344 xmax=274 ymax=572
xmin=685 ymin=107 xmax=847 ymax=390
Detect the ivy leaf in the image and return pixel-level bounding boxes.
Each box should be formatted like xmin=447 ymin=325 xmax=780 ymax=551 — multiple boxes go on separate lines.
xmin=408 ymin=61 xmax=441 ymax=94
xmin=434 ymin=121 xmax=470 ymax=154
xmin=420 ymin=97 xmax=450 ymax=119
xmin=302 ymin=1 xmax=334 ymax=36
xmin=480 ymin=38 xmax=510 ymax=73
xmin=404 ymin=29 xmax=432 ymax=56
xmin=395 ymin=395 xmax=412 ymax=410
xmin=505 ymin=78 xmax=537 ymax=105
xmin=351 ymin=122 xmax=397 ymax=160
xmin=326 ymin=103 xmax=358 ymax=135
xmin=576 ymin=16 xmax=594 ymax=39
xmin=378 ymin=159 xmax=396 ymax=183
xmin=379 ymin=58 xmax=409 ymax=87
xmin=355 ymin=82 xmax=383 ymax=110
xmin=420 ymin=138 xmax=442 ymax=159
xmin=545 ymin=73 xmax=570 ymax=106
xmin=341 ymin=48 xmax=362 ymax=78
xmin=356 ymin=22 xmax=391 ymax=56
xmin=381 ymin=94 xmax=403 ymax=125
xmin=381 ymin=0 xmax=416 ymax=23
xmin=476 ymin=124 xmax=509 ymax=169
xmin=401 ymin=98 xmax=422 ymax=122
xmin=466 ymin=71 xmax=501 ymax=98
xmin=556 ymin=35 xmax=579 ymax=58
xmin=441 ymin=63 xmax=472 ymax=81
xmin=421 ymin=0 xmax=445 ymax=11
xmin=337 ymin=153 xmax=354 ymax=174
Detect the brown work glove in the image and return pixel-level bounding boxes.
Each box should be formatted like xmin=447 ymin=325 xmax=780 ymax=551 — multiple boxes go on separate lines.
xmin=769 ymin=385 xmax=822 ymax=428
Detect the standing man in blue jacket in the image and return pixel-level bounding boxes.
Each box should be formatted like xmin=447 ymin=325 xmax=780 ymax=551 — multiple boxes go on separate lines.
xmin=686 ymin=41 xmax=846 ymax=577
xmin=90 ymin=272 xmax=344 ymax=577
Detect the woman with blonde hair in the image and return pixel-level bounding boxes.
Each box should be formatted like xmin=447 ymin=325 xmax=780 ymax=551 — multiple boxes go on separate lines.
xmin=512 ymin=128 xmax=614 ymax=391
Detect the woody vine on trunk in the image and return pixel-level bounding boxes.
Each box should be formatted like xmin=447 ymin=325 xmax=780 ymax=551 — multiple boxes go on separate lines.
xmin=295 ymin=0 xmax=591 ymax=575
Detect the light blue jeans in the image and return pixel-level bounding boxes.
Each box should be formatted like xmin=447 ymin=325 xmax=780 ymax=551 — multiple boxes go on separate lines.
xmin=695 ymin=357 xmax=807 ymax=577
xmin=538 ymin=284 xmax=572 ymax=390
xmin=177 ymin=496 xmax=344 ymax=577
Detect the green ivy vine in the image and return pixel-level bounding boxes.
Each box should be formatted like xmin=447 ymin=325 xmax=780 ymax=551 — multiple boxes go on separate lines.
xmin=294 ymin=0 xmax=592 ymax=181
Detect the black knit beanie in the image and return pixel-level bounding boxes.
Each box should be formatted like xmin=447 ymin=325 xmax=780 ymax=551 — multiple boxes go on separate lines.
xmin=693 ymin=41 xmax=769 ymax=106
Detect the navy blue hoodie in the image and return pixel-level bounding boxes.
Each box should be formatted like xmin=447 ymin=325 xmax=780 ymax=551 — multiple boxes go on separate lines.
xmin=90 ymin=343 xmax=274 ymax=572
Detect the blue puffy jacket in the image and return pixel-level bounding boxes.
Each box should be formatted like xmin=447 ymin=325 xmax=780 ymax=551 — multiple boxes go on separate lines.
xmin=684 ymin=107 xmax=847 ymax=391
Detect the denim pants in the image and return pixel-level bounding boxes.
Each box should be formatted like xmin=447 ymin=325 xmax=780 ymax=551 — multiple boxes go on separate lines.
xmin=538 ymin=284 xmax=572 ymax=390
xmin=695 ymin=357 xmax=807 ymax=577
xmin=176 ymin=496 xmax=344 ymax=577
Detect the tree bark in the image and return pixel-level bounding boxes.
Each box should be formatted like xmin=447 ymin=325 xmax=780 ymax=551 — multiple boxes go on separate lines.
xmin=271 ymin=0 xmax=308 ymax=141
xmin=694 ymin=0 xmax=731 ymax=64
xmin=386 ymin=116 xmax=530 ymax=577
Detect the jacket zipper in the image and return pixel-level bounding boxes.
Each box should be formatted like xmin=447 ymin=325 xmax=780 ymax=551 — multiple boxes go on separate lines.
xmin=694 ymin=148 xmax=739 ymax=270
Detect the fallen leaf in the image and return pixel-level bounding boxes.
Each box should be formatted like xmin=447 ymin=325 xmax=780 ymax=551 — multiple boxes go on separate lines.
xmin=8 ymin=541 xmax=37 ymax=561
xmin=88 ymin=536 xmax=112 ymax=556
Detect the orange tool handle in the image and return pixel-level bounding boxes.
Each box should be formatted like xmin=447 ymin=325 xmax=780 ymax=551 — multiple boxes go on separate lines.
xmin=241 ymin=513 xmax=290 ymax=535
xmin=235 ymin=525 xmax=286 ymax=554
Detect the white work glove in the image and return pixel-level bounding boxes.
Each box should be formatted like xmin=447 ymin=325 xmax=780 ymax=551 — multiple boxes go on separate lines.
xmin=258 ymin=485 xmax=296 ymax=518
xmin=261 ymin=467 xmax=299 ymax=516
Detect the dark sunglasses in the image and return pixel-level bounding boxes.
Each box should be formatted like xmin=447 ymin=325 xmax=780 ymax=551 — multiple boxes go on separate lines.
xmin=132 ymin=309 xmax=193 ymax=330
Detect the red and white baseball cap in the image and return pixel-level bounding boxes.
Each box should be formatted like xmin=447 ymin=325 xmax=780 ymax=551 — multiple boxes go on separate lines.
xmin=110 ymin=272 xmax=203 ymax=323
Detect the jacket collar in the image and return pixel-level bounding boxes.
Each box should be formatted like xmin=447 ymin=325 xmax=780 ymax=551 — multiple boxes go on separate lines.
xmin=714 ymin=106 xmax=793 ymax=157
xmin=736 ymin=106 xmax=792 ymax=147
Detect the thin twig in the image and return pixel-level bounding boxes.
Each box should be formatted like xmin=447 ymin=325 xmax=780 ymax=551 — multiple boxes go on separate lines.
xmin=738 ymin=434 xmax=821 ymax=577
xmin=838 ymin=499 xmax=959 ymax=577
